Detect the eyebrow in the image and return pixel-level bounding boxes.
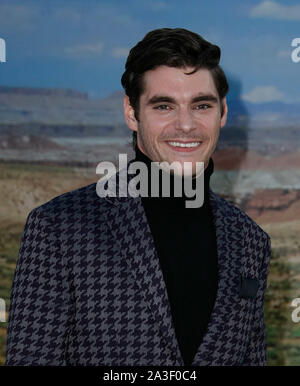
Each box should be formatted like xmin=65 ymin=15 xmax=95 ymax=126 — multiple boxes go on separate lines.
xmin=146 ymin=93 xmax=219 ymax=106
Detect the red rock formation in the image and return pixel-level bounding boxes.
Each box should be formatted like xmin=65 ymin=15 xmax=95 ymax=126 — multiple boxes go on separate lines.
xmin=213 ymin=147 xmax=300 ymax=170
xmin=244 ymin=189 xmax=300 ymax=223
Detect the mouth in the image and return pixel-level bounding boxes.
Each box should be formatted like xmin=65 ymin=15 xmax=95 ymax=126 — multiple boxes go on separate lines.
xmin=165 ymin=140 xmax=203 ymax=152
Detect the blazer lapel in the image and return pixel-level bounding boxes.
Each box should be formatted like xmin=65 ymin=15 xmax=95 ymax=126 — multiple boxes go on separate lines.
xmin=191 ymin=190 xmax=246 ymax=365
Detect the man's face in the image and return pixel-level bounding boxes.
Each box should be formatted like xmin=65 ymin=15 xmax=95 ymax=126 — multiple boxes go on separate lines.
xmin=124 ymin=65 xmax=228 ymax=175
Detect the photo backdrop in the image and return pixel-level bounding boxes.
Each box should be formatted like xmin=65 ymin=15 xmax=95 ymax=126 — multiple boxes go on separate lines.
xmin=0 ymin=0 xmax=300 ymax=365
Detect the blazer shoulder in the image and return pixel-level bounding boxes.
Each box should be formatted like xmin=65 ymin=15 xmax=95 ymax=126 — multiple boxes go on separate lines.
xmin=28 ymin=182 xmax=112 ymax=221
xmin=211 ymin=190 xmax=270 ymax=244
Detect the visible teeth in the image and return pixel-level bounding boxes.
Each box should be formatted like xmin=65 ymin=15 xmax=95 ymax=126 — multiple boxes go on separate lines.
xmin=168 ymin=141 xmax=201 ymax=148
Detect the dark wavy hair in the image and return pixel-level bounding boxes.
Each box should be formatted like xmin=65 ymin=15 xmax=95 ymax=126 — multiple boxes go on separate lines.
xmin=121 ymin=28 xmax=229 ymax=150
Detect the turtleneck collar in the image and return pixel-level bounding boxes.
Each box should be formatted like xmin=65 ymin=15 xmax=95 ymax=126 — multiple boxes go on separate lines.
xmin=133 ymin=144 xmax=214 ymax=212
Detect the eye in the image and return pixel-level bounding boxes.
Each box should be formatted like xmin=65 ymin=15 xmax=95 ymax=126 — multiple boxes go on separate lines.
xmin=154 ymin=104 xmax=171 ymax=110
xmin=195 ymin=104 xmax=211 ymax=110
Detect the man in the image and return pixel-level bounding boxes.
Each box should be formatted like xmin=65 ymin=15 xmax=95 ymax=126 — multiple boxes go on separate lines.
xmin=6 ymin=28 xmax=271 ymax=366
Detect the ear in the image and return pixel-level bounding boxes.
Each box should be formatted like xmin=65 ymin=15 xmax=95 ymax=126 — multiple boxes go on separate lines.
xmin=124 ymin=95 xmax=138 ymax=132
xmin=220 ymin=97 xmax=228 ymax=129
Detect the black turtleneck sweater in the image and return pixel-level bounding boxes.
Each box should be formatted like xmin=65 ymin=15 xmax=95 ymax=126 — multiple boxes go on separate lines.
xmin=133 ymin=146 xmax=219 ymax=366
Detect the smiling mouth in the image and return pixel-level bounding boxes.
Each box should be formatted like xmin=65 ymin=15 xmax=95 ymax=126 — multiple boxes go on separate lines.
xmin=165 ymin=140 xmax=203 ymax=151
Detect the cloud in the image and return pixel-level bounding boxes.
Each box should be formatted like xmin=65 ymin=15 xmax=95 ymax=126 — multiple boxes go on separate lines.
xmin=64 ymin=42 xmax=104 ymax=58
xmin=92 ymin=7 xmax=135 ymax=27
xmin=111 ymin=47 xmax=130 ymax=58
xmin=54 ymin=4 xmax=137 ymax=27
xmin=0 ymin=3 xmax=38 ymax=31
xmin=241 ymin=86 xmax=286 ymax=103
xmin=250 ymin=1 xmax=300 ymax=21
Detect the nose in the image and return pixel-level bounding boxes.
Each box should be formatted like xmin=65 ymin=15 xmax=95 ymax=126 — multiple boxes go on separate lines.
xmin=174 ymin=107 xmax=196 ymax=133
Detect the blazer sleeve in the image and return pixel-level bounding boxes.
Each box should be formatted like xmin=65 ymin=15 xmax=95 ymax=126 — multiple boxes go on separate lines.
xmin=241 ymin=235 xmax=271 ymax=366
xmin=5 ymin=206 xmax=72 ymax=366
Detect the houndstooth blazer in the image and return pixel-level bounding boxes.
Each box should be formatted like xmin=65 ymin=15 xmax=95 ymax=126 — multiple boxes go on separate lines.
xmin=5 ymin=160 xmax=271 ymax=366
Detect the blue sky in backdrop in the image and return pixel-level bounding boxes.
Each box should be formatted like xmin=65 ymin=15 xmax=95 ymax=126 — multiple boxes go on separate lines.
xmin=0 ymin=0 xmax=299 ymax=103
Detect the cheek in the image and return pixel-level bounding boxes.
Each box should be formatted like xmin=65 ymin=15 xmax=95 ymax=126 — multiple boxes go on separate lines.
xmin=142 ymin=115 xmax=168 ymax=137
xmin=199 ymin=115 xmax=221 ymax=134
xmin=194 ymin=111 xmax=217 ymax=124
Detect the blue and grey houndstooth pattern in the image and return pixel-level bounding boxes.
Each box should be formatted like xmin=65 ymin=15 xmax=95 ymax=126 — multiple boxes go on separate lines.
xmin=5 ymin=160 xmax=271 ymax=366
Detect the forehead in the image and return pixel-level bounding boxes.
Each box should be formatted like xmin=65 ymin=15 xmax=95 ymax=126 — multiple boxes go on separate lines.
xmin=141 ymin=65 xmax=219 ymax=101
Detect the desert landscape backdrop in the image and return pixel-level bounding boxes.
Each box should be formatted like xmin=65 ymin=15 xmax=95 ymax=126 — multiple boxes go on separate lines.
xmin=0 ymin=86 xmax=299 ymax=365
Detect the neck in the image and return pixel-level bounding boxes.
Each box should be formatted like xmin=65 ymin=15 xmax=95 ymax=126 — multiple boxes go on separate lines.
xmin=133 ymin=145 xmax=214 ymax=210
